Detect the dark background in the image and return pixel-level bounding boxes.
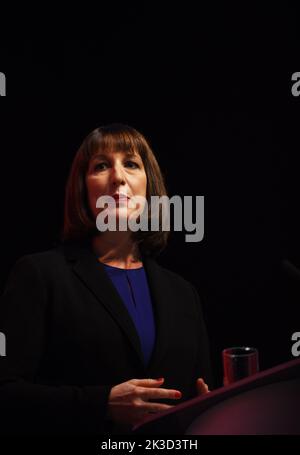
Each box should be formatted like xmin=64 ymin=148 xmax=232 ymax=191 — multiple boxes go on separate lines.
xmin=1 ymin=5 xmax=300 ymax=386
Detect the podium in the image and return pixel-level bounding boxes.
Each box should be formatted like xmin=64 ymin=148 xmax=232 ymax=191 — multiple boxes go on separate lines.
xmin=132 ymin=358 xmax=300 ymax=435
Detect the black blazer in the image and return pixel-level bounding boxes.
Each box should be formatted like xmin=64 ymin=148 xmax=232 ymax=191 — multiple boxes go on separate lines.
xmin=0 ymin=242 xmax=212 ymax=435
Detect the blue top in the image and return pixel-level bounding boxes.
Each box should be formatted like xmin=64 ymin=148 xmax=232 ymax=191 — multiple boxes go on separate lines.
xmin=102 ymin=263 xmax=156 ymax=367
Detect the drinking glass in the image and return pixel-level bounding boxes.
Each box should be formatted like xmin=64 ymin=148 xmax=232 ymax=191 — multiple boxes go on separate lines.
xmin=222 ymin=346 xmax=259 ymax=386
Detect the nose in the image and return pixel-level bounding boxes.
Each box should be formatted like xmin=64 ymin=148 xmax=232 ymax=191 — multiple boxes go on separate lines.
xmin=110 ymin=163 xmax=125 ymax=186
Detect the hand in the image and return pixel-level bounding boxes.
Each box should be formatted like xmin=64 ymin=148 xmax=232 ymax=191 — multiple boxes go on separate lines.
xmin=196 ymin=377 xmax=210 ymax=395
xmin=106 ymin=378 xmax=182 ymax=426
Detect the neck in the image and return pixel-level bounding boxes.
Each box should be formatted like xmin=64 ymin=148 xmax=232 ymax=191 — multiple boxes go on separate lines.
xmin=91 ymin=231 xmax=142 ymax=269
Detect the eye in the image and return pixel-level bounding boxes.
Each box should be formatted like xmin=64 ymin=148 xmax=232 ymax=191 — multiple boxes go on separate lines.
xmin=125 ymin=160 xmax=139 ymax=169
xmin=93 ymin=162 xmax=108 ymax=171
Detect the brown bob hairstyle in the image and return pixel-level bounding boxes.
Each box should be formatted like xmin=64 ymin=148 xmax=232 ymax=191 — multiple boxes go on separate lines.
xmin=62 ymin=124 xmax=169 ymax=257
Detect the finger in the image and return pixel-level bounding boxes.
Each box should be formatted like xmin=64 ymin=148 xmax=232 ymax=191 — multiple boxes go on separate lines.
xmin=196 ymin=378 xmax=210 ymax=394
xmin=130 ymin=378 xmax=164 ymax=386
xmin=140 ymin=387 xmax=182 ymax=401
xmin=199 ymin=380 xmax=209 ymax=393
xmin=141 ymin=402 xmax=175 ymax=413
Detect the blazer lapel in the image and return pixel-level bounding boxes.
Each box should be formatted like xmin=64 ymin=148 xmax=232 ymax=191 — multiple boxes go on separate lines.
xmin=62 ymin=242 xmax=173 ymax=374
xmin=63 ymin=243 xmax=145 ymax=367
xmin=141 ymin=254 xmax=174 ymax=374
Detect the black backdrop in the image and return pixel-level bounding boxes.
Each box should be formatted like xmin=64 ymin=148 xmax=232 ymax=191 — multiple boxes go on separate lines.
xmin=1 ymin=5 xmax=300 ymax=386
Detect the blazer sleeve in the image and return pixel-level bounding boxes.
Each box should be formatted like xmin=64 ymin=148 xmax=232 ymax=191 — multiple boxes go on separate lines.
xmin=0 ymin=256 xmax=112 ymax=435
xmin=190 ymin=284 xmax=214 ymax=391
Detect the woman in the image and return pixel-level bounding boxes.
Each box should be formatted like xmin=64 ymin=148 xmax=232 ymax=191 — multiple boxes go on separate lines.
xmin=0 ymin=124 xmax=212 ymax=435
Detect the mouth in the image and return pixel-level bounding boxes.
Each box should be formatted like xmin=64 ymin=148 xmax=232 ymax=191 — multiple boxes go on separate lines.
xmin=111 ymin=193 xmax=130 ymax=201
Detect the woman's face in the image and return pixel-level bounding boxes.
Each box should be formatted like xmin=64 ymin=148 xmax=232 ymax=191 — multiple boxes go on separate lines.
xmin=85 ymin=149 xmax=147 ymax=223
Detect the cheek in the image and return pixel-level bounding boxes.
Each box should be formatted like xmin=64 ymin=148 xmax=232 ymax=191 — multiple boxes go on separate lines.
xmin=86 ymin=178 xmax=104 ymax=197
xmin=86 ymin=178 xmax=107 ymax=213
xmin=138 ymin=173 xmax=147 ymax=196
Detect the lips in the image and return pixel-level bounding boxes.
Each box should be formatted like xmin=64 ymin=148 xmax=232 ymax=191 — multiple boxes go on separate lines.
xmin=111 ymin=193 xmax=130 ymax=200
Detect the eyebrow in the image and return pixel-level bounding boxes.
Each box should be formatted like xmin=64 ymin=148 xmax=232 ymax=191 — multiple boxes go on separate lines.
xmin=91 ymin=152 xmax=141 ymax=162
xmin=91 ymin=153 xmax=109 ymax=161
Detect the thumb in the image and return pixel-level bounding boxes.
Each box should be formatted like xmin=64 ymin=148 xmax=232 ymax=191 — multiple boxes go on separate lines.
xmin=196 ymin=377 xmax=209 ymax=395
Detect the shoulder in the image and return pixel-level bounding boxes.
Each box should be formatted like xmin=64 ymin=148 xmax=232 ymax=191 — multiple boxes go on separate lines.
xmin=149 ymin=260 xmax=206 ymax=322
xmin=6 ymin=241 xmax=97 ymax=283
xmin=7 ymin=246 xmax=69 ymax=285
xmin=147 ymin=256 xmax=198 ymax=299
xmin=14 ymin=247 xmax=65 ymax=269
xmin=160 ymin=264 xmax=195 ymax=289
